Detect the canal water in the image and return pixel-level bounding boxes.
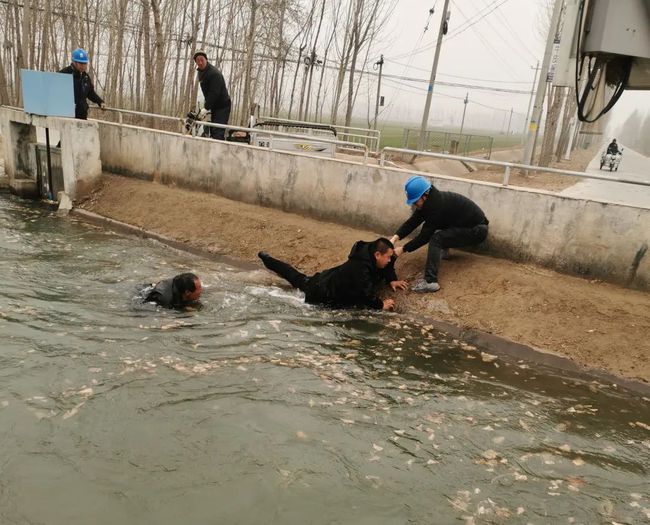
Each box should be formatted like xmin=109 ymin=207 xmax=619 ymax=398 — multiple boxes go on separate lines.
xmin=0 ymin=193 xmax=648 ymax=524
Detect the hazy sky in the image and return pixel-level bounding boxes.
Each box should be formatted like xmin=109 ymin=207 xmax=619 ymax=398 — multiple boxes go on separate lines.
xmin=369 ymin=0 xmax=649 ymax=133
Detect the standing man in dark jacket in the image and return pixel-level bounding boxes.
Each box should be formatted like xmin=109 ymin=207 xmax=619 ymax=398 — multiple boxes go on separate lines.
xmin=59 ymin=48 xmax=105 ymax=120
xmin=258 ymin=238 xmax=406 ymax=310
xmin=193 ymin=51 xmax=231 ymax=140
xmin=144 ymin=273 xmax=203 ymax=309
xmin=390 ymin=176 xmax=489 ymax=293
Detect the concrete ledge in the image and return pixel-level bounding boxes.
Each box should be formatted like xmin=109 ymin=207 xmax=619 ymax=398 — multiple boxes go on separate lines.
xmin=0 ymin=107 xmax=102 ymax=200
xmin=97 ymin=122 xmax=650 ymax=290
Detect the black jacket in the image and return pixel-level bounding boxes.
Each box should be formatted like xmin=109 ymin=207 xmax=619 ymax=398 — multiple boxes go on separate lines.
xmin=198 ymin=63 xmax=231 ymax=112
xmin=145 ymin=278 xmax=186 ymax=309
xmin=396 ymin=187 xmax=488 ymax=253
xmin=304 ymin=241 xmax=397 ymax=310
xmin=59 ymin=64 xmax=104 ymax=119
xmin=606 ymin=142 xmax=619 ymax=155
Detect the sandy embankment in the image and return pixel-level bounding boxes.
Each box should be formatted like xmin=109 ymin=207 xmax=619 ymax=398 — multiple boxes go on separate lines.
xmin=77 ymin=174 xmax=650 ymax=385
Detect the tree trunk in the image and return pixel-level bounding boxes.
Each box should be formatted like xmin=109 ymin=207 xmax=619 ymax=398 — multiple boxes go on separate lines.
xmin=150 ymin=0 xmax=165 ymax=114
xmin=240 ymin=0 xmax=258 ymax=125
xmin=539 ymin=86 xmax=564 ymax=166
xmin=555 ymin=88 xmax=576 ymax=161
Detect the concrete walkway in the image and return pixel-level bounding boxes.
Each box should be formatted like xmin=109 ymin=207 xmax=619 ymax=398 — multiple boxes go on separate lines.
xmin=560 ymin=144 xmax=650 ymax=208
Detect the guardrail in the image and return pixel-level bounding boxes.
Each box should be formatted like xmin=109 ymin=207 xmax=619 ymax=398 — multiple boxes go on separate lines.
xmin=96 ymin=107 xmax=369 ymax=164
xmin=379 ymin=147 xmax=650 ymax=188
xmin=260 ymin=115 xmax=381 ymax=152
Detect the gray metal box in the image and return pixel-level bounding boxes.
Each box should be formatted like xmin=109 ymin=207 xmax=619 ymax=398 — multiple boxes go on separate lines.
xmin=582 ymin=0 xmax=650 ymax=59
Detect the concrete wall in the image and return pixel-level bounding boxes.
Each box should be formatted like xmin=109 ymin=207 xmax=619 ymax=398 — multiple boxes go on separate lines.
xmin=0 ymin=107 xmax=102 ymax=199
xmin=98 ymin=121 xmax=650 ymax=290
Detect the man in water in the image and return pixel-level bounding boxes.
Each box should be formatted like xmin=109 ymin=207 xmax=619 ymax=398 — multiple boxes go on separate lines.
xmin=258 ymin=238 xmax=406 ymax=311
xmin=390 ymin=175 xmax=489 ymax=293
xmin=144 ymin=273 xmax=203 ymax=309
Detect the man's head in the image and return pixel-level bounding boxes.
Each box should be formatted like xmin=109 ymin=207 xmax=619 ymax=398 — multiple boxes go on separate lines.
xmin=71 ymin=48 xmax=89 ymax=72
xmin=404 ymin=175 xmax=432 ymax=208
xmin=173 ymin=272 xmax=202 ymax=302
xmin=612 ymin=139 xmax=617 ymax=143
xmin=193 ymin=51 xmax=208 ymax=71
xmin=371 ymin=238 xmax=395 ymax=268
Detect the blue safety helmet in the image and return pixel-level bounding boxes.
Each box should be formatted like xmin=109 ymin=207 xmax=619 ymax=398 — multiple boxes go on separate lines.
xmin=71 ymin=48 xmax=89 ymax=64
xmin=404 ymin=175 xmax=432 ymax=205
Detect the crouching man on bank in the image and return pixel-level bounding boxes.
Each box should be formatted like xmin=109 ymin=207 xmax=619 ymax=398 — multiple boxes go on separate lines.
xmin=144 ymin=273 xmax=203 ymax=309
xmin=390 ymin=176 xmax=489 ymax=293
xmin=258 ymin=238 xmax=407 ymax=311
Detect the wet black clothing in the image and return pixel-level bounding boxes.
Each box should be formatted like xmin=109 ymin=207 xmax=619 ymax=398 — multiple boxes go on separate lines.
xmin=58 ymin=64 xmax=104 ymax=120
xmin=260 ymin=241 xmax=398 ymax=310
xmin=198 ymin=63 xmax=231 ymax=140
xmin=606 ymin=142 xmax=620 ymax=155
xmin=144 ymin=278 xmax=187 ymax=309
xmin=395 ymin=187 xmax=488 ymax=283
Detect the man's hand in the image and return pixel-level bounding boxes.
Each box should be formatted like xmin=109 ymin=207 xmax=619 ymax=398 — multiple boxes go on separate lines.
xmin=99 ymin=103 xmax=106 ymax=111
xmin=389 ymin=235 xmax=400 ymax=245
xmin=390 ymin=280 xmax=408 ymax=291
xmin=394 ymin=246 xmax=404 ymax=257
xmin=382 ymin=298 xmax=395 ymax=311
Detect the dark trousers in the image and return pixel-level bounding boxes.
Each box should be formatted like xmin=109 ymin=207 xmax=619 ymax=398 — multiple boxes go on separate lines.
xmin=425 ymin=224 xmax=488 ymax=283
xmin=209 ymin=104 xmax=231 ymax=140
xmin=260 ymin=254 xmax=310 ymax=292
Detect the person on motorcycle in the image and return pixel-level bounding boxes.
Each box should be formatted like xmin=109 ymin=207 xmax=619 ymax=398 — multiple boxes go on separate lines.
xmin=606 ymin=139 xmax=620 ymax=155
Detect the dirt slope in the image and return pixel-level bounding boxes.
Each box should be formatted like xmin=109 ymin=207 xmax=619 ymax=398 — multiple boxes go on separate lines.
xmin=79 ymin=174 xmax=650 ymax=383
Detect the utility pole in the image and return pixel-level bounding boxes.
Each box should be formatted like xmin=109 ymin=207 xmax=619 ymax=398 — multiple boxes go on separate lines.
xmin=522 ymin=61 xmax=541 ymax=144
xmin=373 ymin=54 xmax=384 ymax=130
xmin=506 ymin=107 xmax=513 ymax=135
xmin=523 ymin=0 xmax=563 ymax=165
xmin=417 ymin=0 xmax=451 ymax=151
xmin=459 ymin=92 xmax=469 ymax=135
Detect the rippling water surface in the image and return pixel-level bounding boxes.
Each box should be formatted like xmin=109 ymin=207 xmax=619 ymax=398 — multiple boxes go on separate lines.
xmin=0 ymin=194 xmax=648 ymax=524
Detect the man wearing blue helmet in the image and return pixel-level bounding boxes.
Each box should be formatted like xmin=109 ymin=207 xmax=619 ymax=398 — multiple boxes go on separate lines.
xmin=59 ymin=48 xmax=105 ymax=120
xmin=389 ymin=175 xmax=489 ymax=293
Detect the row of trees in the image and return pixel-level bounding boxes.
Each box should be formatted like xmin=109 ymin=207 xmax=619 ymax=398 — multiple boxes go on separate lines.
xmin=617 ymin=110 xmax=650 ymax=157
xmin=0 ymin=0 xmax=396 ymax=127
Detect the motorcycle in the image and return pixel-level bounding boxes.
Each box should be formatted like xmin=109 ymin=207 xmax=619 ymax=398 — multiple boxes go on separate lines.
xmin=184 ymin=108 xmax=211 ymax=138
xmin=599 ymin=149 xmax=623 ymax=171
xmin=183 ymin=107 xmax=250 ymax=143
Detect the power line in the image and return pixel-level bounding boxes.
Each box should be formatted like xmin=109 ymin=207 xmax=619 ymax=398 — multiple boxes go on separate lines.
xmin=491 ymin=1 xmax=540 ymax=62
xmin=446 ymin=0 xmax=511 ymax=39
xmin=458 ymin=0 xmax=537 ymax=67
xmin=383 ymin=58 xmax=533 ymax=84
xmin=382 ymin=76 xmax=526 ymax=115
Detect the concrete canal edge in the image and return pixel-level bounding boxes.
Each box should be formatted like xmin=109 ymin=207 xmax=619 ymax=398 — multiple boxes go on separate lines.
xmin=72 ymin=207 xmax=650 ymax=397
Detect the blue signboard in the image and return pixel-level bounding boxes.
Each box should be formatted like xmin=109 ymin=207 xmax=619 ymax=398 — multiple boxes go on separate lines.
xmin=20 ymin=69 xmax=75 ymax=117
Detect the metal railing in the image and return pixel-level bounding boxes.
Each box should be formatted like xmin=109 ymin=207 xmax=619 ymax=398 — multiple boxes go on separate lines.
xmin=379 ymin=147 xmax=650 ymax=188
xmin=96 ymin=107 xmax=369 ymax=164
xmin=402 ymin=128 xmax=494 ymax=159
xmin=260 ymin=115 xmax=381 ymax=152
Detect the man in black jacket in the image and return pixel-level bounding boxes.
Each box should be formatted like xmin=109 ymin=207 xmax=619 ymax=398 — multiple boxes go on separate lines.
xmin=390 ymin=176 xmax=488 ymax=293
xmin=144 ymin=273 xmax=203 ymax=309
xmin=606 ymin=139 xmax=620 ymax=155
xmin=59 ymin=48 xmax=105 ymax=120
xmin=193 ymin=51 xmax=231 ymax=140
xmin=258 ymin=238 xmax=406 ymax=311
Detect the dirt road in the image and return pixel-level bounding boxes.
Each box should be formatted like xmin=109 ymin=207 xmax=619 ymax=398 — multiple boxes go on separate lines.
xmin=80 ymin=174 xmax=650 ymax=383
